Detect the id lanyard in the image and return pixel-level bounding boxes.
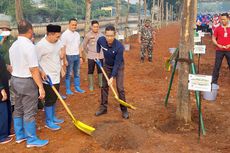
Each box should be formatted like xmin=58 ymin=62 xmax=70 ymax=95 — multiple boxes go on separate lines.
xmin=224 ymin=28 xmax=228 ymax=37
xmin=222 ymin=24 xmax=229 ymax=38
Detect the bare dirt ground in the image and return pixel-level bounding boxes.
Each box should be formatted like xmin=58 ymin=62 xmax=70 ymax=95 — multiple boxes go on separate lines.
xmin=1 ymin=23 xmax=229 ymax=153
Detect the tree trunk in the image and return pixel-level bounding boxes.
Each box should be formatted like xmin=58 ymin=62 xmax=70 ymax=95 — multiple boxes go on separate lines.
xmin=170 ymin=5 xmax=174 ymax=21
xmin=84 ymin=0 xmax=92 ymax=36
xmin=166 ymin=2 xmax=168 ymax=24
xmin=138 ymin=0 xmax=141 ymax=27
xmin=115 ymin=0 xmax=120 ymax=31
xmin=15 ymin=0 xmax=24 ymax=23
xmin=125 ymin=0 xmax=130 ymax=39
xmin=176 ymin=0 xmax=196 ymax=123
xmin=161 ymin=0 xmax=164 ymax=22
xmin=177 ymin=0 xmax=184 ymax=20
xmin=144 ymin=0 xmax=147 ymax=18
xmin=151 ymin=0 xmax=156 ymax=24
xmin=194 ymin=0 xmax=197 ymax=23
xmin=157 ymin=0 xmax=160 ymax=21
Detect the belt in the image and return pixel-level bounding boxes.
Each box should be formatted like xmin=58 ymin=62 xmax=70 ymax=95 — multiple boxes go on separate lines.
xmin=12 ymin=76 xmax=32 ymax=79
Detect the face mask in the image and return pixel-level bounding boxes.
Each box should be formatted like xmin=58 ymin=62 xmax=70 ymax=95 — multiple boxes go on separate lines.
xmin=0 ymin=31 xmax=10 ymax=37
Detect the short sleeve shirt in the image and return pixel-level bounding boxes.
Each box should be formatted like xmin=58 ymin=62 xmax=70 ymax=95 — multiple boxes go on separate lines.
xmin=214 ymin=25 xmax=230 ymax=51
xmin=9 ymin=36 xmax=38 ymax=78
xmin=36 ymin=37 xmax=63 ymax=84
xmin=61 ymin=29 xmax=81 ymax=55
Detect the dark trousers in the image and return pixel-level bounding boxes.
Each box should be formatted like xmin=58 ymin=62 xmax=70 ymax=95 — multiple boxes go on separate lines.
xmin=0 ymin=101 xmax=10 ymax=140
xmin=88 ymin=59 xmax=103 ymax=74
xmin=43 ymin=83 xmax=60 ymax=107
xmin=0 ymin=89 xmax=12 ymax=140
xmin=100 ymin=63 xmax=127 ymax=111
xmin=212 ymin=51 xmax=230 ymax=84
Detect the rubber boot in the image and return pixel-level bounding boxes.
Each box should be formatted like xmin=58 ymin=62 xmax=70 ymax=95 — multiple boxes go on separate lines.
xmin=45 ymin=106 xmax=61 ymax=130
xmin=98 ymin=73 xmax=103 ymax=88
xmin=24 ymin=121 xmax=49 ymax=148
xmin=148 ymin=57 xmax=152 ymax=62
xmin=52 ymin=104 xmax=64 ymax=124
xmin=141 ymin=57 xmax=144 ymax=63
xmin=74 ymin=78 xmax=85 ymax=93
xmin=13 ymin=117 xmax=26 ymax=143
xmin=88 ymin=74 xmax=94 ymax=91
xmin=65 ymin=79 xmax=73 ymax=95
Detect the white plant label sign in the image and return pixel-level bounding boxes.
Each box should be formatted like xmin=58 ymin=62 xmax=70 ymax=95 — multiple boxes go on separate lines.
xmin=188 ymin=74 xmax=212 ymax=92
xmin=194 ymin=36 xmax=201 ymax=43
xmin=194 ymin=45 xmax=206 ymax=54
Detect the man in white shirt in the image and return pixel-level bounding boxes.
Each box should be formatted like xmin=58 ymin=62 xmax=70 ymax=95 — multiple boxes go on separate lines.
xmin=36 ymin=24 xmax=65 ymax=131
xmin=9 ymin=20 xmax=48 ymax=148
xmin=61 ymin=18 xmax=85 ymax=95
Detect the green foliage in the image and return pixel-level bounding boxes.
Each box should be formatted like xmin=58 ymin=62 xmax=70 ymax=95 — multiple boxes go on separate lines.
xmin=92 ymin=10 xmax=110 ymax=19
xmin=0 ymin=0 xmax=138 ymax=23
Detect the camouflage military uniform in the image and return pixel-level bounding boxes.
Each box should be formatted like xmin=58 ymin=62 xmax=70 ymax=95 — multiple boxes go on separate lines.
xmin=140 ymin=22 xmax=154 ymax=62
xmin=0 ymin=36 xmax=15 ymax=64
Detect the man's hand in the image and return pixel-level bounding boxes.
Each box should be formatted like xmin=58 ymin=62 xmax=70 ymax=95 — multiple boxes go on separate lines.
xmin=6 ymin=64 xmax=12 ymax=73
xmin=40 ymin=71 xmax=47 ymax=81
xmin=38 ymin=87 xmax=45 ymax=99
xmin=225 ymin=44 xmax=230 ymax=49
xmin=217 ymin=44 xmax=224 ymax=49
xmin=80 ymin=57 xmax=83 ymax=64
xmin=1 ymin=89 xmax=7 ymax=101
xmin=64 ymin=60 xmax=68 ymax=66
xmin=108 ymin=77 xmax=114 ymax=86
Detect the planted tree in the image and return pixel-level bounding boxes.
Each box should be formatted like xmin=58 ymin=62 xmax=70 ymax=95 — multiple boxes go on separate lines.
xmin=176 ymin=0 xmax=196 ymax=124
xmin=84 ymin=0 xmax=92 ymax=36
xmin=115 ymin=0 xmax=120 ymax=31
xmin=125 ymin=0 xmax=130 ymax=39
xmin=15 ymin=0 xmax=24 ymax=23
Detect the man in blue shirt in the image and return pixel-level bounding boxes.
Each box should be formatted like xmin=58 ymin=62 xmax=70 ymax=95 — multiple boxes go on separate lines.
xmin=95 ymin=25 xmax=129 ymax=119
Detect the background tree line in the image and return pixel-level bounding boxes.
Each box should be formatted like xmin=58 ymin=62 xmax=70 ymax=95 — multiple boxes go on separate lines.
xmin=0 ymin=0 xmax=138 ymax=23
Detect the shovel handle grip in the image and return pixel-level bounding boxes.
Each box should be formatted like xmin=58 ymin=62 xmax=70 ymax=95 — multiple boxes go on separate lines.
xmin=95 ymin=59 xmax=102 ymax=68
xmin=45 ymin=75 xmax=53 ymax=86
xmin=95 ymin=59 xmax=118 ymax=98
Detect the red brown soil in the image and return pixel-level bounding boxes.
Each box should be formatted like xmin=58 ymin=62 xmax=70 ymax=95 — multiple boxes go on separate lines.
xmin=1 ymin=23 xmax=229 ymax=153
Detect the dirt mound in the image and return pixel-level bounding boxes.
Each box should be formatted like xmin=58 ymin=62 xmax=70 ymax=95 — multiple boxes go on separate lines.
xmin=93 ymin=120 xmax=148 ymax=151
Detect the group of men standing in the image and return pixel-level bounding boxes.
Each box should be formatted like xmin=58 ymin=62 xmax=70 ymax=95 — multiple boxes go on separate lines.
xmin=0 ymin=17 xmax=130 ymax=147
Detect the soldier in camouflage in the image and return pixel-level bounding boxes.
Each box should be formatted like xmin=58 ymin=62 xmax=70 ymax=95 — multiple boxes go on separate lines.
xmin=139 ymin=18 xmax=156 ymax=62
xmin=0 ymin=20 xmax=15 ymax=68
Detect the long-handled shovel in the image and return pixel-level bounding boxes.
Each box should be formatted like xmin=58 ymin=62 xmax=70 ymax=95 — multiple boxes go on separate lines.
xmin=45 ymin=75 xmax=95 ymax=135
xmin=95 ymin=59 xmax=136 ymax=110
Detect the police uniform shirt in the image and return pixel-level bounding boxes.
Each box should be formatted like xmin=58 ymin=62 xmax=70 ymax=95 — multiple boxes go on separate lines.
xmin=61 ymin=29 xmax=80 ymax=56
xmin=9 ymin=36 xmax=38 ymax=78
xmin=36 ymin=37 xmax=63 ymax=84
xmin=82 ymin=31 xmax=104 ymax=60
